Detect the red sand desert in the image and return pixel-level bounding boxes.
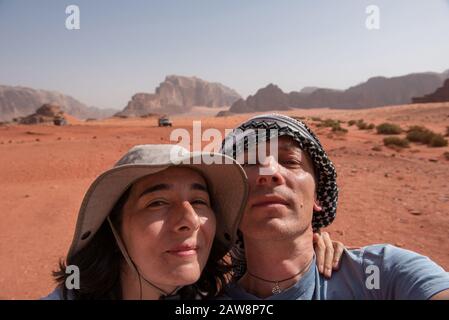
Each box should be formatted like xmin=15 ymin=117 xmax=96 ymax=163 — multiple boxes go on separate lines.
xmin=0 ymin=103 xmax=448 ymax=299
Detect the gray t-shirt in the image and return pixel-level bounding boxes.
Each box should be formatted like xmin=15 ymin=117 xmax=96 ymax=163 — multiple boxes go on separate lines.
xmin=222 ymin=244 xmax=449 ymax=300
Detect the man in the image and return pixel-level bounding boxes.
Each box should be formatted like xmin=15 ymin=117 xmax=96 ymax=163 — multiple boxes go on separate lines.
xmin=220 ymin=113 xmax=449 ymax=300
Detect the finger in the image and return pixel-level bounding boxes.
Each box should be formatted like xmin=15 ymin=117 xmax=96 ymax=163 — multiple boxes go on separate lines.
xmin=321 ymin=232 xmax=334 ymax=278
xmin=313 ymin=233 xmax=325 ymax=274
xmin=332 ymin=241 xmax=345 ymax=270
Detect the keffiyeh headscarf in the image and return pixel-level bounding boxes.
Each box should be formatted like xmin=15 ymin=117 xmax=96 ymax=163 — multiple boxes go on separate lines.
xmin=220 ymin=113 xmax=339 ymax=279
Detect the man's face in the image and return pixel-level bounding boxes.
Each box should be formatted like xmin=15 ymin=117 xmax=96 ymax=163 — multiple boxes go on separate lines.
xmin=240 ymin=136 xmax=319 ymax=241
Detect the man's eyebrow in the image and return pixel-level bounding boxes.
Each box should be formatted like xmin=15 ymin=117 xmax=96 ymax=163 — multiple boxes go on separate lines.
xmin=139 ymin=183 xmax=171 ymax=198
xmin=279 ymin=143 xmax=301 ymax=152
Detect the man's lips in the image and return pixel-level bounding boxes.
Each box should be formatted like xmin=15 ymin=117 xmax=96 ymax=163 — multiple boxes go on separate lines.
xmin=166 ymin=244 xmax=199 ymax=257
xmin=251 ymin=195 xmax=289 ymax=208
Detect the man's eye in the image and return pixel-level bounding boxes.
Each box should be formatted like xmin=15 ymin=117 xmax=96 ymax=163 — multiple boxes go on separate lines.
xmin=281 ymin=159 xmax=302 ymax=166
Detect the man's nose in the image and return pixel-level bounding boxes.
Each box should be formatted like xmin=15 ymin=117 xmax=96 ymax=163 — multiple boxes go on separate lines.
xmin=255 ymin=155 xmax=286 ymax=186
xmin=172 ymin=201 xmax=201 ymax=233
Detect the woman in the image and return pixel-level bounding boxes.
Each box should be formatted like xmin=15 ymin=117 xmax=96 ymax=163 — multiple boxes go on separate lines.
xmin=45 ymin=144 xmax=343 ymax=300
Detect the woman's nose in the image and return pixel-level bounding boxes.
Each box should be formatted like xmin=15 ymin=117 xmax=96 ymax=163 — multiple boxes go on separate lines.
xmin=173 ymin=201 xmax=201 ymax=233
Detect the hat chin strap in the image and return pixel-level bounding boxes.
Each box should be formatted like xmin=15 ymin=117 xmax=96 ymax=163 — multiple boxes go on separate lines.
xmin=106 ymin=216 xmax=181 ymax=299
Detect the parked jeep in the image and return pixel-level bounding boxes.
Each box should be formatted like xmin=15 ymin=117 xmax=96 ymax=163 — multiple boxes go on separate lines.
xmin=158 ymin=117 xmax=172 ymax=127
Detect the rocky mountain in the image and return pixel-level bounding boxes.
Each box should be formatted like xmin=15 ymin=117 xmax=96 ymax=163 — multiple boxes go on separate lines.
xmin=229 ymin=84 xmax=291 ymax=113
xmin=19 ymin=103 xmax=64 ymax=125
xmin=0 ymin=85 xmax=116 ymax=122
xmin=229 ymin=71 xmax=449 ymax=113
xmin=116 ymin=75 xmax=241 ymax=117
xmin=412 ymin=78 xmax=449 ymax=103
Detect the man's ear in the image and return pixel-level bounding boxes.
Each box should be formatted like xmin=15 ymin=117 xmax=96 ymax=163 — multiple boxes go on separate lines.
xmin=313 ymin=199 xmax=322 ymax=212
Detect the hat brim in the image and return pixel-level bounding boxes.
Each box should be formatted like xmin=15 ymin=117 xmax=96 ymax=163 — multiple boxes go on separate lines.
xmin=67 ymin=153 xmax=248 ymax=259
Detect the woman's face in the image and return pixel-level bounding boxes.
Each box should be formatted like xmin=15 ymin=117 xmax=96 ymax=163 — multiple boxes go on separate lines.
xmin=120 ymin=167 xmax=216 ymax=290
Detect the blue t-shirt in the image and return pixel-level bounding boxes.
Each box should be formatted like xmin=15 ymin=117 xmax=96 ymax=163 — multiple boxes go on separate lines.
xmin=222 ymin=244 xmax=449 ymax=300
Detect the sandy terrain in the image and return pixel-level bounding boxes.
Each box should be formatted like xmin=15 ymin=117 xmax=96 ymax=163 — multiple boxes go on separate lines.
xmin=0 ymin=102 xmax=448 ymax=299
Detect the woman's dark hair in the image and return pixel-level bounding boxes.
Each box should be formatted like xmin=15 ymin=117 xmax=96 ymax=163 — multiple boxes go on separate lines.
xmin=53 ymin=185 xmax=232 ymax=300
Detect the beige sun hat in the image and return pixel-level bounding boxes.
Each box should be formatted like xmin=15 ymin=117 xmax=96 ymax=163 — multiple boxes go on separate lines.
xmin=67 ymin=144 xmax=248 ymax=259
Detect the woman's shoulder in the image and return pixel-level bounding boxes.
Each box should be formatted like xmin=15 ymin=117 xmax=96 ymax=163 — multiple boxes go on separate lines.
xmin=41 ymin=287 xmax=74 ymax=300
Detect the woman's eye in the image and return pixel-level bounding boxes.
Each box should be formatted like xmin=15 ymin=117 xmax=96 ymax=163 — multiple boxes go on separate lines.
xmin=191 ymin=199 xmax=209 ymax=206
xmin=146 ymin=200 xmax=168 ymax=208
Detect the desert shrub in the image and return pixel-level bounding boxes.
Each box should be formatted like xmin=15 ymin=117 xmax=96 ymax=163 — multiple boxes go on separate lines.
xmin=332 ymin=126 xmax=348 ymax=133
xmin=406 ymin=126 xmax=448 ymax=147
xmin=311 ymin=117 xmax=322 ymax=122
xmin=356 ymin=119 xmax=374 ymax=130
xmin=317 ymin=119 xmax=347 ymax=133
xmin=383 ymin=137 xmax=409 ymax=148
xmin=376 ymin=123 xmax=402 ymax=135
xmin=348 ymin=120 xmax=357 ymax=126
xmin=429 ymin=134 xmax=448 ymax=147
xmin=406 ymin=126 xmax=434 ymax=144
xmin=318 ymin=119 xmax=339 ymax=128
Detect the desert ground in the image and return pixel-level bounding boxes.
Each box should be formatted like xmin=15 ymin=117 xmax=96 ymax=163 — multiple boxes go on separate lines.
xmin=0 ymin=102 xmax=448 ymax=299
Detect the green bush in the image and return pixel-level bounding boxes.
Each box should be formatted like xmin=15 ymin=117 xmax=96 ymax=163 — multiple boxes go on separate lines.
xmin=383 ymin=137 xmax=409 ymax=148
xmin=317 ymin=119 xmax=347 ymax=133
xmin=318 ymin=119 xmax=340 ymax=128
xmin=406 ymin=126 xmax=448 ymax=147
xmin=429 ymin=134 xmax=448 ymax=147
xmin=376 ymin=123 xmax=402 ymax=135
xmin=406 ymin=126 xmax=434 ymax=144
xmin=311 ymin=117 xmax=322 ymax=122
xmin=332 ymin=126 xmax=348 ymax=133
xmin=348 ymin=120 xmax=357 ymax=126
xmin=356 ymin=120 xmax=368 ymax=130
xmin=355 ymin=119 xmax=375 ymax=130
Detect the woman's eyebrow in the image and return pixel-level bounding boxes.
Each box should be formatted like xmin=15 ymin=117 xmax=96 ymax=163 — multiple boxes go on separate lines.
xmin=139 ymin=183 xmax=171 ymax=198
xmin=191 ymin=183 xmax=208 ymax=192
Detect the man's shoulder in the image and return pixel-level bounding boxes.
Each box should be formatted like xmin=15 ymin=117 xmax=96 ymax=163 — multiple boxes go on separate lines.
xmin=346 ymin=243 xmax=414 ymax=261
xmin=345 ymin=243 xmax=438 ymax=269
xmin=336 ymin=243 xmax=449 ymax=299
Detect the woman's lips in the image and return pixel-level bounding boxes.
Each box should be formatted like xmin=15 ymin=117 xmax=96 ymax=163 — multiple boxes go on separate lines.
xmin=166 ymin=245 xmax=199 ymax=257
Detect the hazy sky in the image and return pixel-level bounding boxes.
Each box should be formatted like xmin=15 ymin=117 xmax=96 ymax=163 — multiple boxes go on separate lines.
xmin=1 ymin=0 xmax=449 ymax=109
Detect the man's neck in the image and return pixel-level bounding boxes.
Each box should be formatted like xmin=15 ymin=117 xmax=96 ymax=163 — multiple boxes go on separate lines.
xmin=239 ymin=228 xmax=314 ymax=298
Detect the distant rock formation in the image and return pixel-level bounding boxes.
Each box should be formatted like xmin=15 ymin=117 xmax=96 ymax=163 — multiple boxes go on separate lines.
xmin=412 ymin=79 xmax=449 ymax=103
xmin=19 ymin=103 xmax=64 ymax=124
xmin=116 ymin=75 xmax=241 ymax=117
xmin=0 ymin=85 xmax=116 ymax=122
xmin=229 ymin=84 xmax=291 ymax=113
xmin=229 ymin=71 xmax=449 ymax=113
